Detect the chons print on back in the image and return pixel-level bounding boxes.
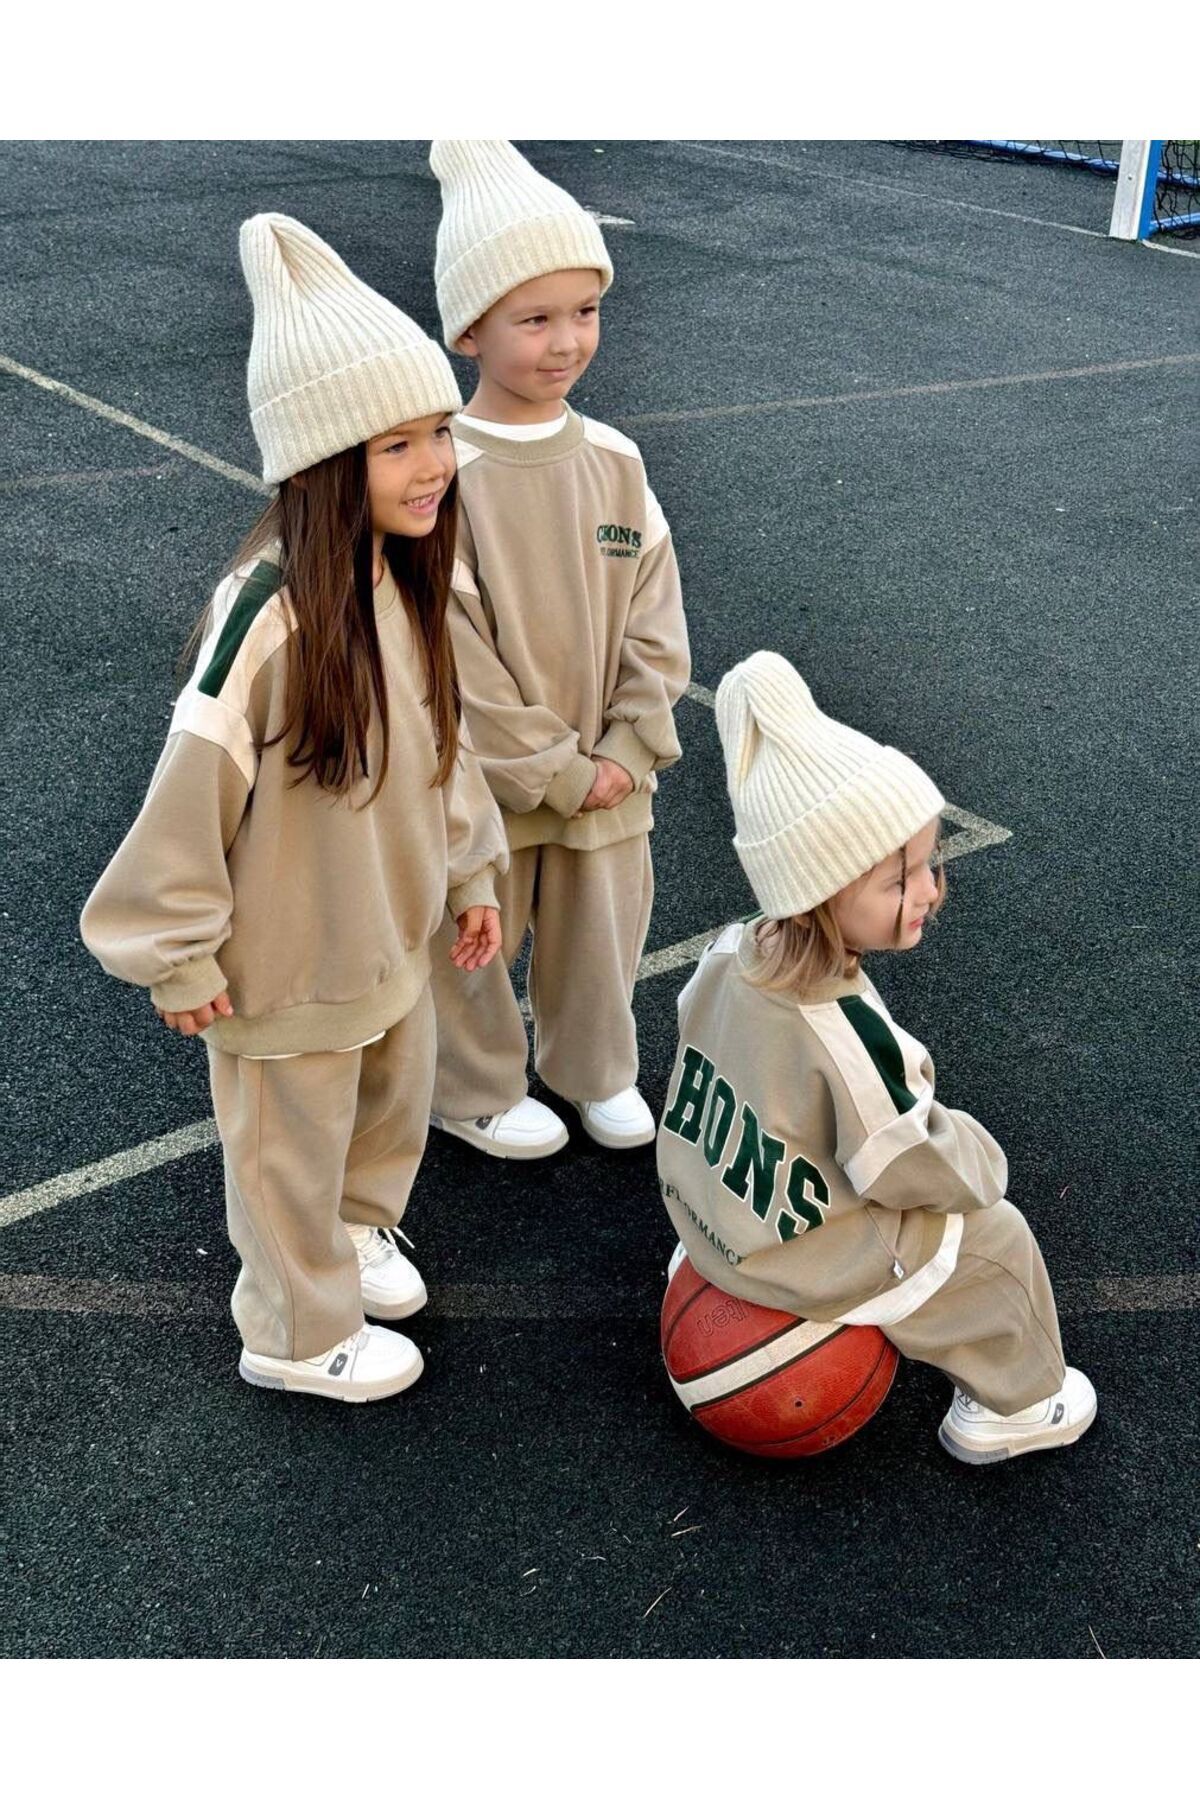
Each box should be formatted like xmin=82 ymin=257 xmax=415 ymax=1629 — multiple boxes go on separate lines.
xmin=661 ymin=1045 xmax=832 ymax=1246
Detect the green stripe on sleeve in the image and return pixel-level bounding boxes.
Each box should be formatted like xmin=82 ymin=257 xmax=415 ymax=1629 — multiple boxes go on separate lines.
xmin=198 ymin=561 xmax=283 ymax=699
xmin=837 ymin=995 xmax=917 ymax=1115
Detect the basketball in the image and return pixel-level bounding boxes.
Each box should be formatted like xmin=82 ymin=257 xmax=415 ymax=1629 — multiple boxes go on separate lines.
xmin=660 ymin=1254 xmax=899 ymax=1458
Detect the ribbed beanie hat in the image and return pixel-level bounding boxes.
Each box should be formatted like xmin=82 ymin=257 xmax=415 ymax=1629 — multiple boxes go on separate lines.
xmin=240 ymin=213 xmax=462 ymax=483
xmin=430 ymin=140 xmax=614 ymax=348
xmin=715 ymin=652 xmax=945 ymax=919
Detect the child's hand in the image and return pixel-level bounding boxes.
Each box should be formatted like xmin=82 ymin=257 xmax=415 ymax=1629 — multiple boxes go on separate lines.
xmin=450 ymin=906 xmax=502 ymax=972
xmin=155 ymin=991 xmax=234 ymax=1037
xmin=579 ymin=756 xmax=635 ymax=812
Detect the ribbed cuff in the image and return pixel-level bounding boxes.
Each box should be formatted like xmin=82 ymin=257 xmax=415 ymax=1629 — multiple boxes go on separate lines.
xmin=150 ymin=955 xmax=227 ymax=1014
xmin=448 ymin=869 xmax=499 ymax=919
xmin=544 ymin=754 xmax=598 ymax=818
xmin=593 ymin=720 xmax=656 ymax=787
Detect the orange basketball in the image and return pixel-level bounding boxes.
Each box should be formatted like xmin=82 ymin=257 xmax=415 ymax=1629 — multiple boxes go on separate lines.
xmin=660 ymin=1254 xmax=899 ymax=1458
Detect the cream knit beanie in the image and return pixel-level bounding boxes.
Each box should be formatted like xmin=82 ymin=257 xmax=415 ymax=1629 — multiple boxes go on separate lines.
xmin=715 ymin=652 xmax=945 ymax=919
xmin=430 ymin=140 xmax=614 ymax=348
xmin=240 ymin=213 xmax=462 ymax=483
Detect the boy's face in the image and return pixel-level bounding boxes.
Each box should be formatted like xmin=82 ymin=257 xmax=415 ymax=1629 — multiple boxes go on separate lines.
xmin=828 ymin=818 xmax=942 ymax=954
xmin=456 ymin=269 xmax=602 ymax=417
xmin=365 ymin=412 xmax=456 ymax=540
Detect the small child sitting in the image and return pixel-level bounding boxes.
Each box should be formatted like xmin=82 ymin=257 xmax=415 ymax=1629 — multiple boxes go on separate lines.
xmin=657 ymin=650 xmax=1096 ymax=1464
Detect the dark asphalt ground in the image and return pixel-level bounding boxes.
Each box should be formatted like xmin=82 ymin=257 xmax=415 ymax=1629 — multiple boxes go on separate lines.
xmin=1 ymin=141 xmax=1197 ymax=1659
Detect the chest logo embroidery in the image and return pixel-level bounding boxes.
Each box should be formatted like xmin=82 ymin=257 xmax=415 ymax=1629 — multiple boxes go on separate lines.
xmin=596 ymin=523 xmax=642 ymax=559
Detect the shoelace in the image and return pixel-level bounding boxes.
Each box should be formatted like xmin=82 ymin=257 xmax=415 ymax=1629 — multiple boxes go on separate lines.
xmin=316 ymin=1326 xmax=370 ymax=1364
xmin=357 ymin=1225 xmax=415 ymax=1267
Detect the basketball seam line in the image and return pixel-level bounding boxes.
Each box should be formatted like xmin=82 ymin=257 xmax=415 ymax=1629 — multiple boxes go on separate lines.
xmin=668 ymin=1304 xmax=837 ymax=1384
xmin=685 ymin=1325 xmax=854 ymax=1412
xmin=700 ymin=1339 xmax=897 ymax=1449
xmin=661 ymin=1277 xmax=713 ymax=1365
xmin=705 ymin=1339 xmax=899 ymax=1447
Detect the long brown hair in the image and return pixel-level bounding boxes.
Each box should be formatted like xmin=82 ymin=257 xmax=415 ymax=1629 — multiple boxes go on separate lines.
xmin=196 ymin=442 xmax=460 ymax=802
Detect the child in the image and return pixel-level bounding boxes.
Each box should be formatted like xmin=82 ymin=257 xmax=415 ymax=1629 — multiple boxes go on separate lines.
xmin=423 ymin=139 xmax=691 ymax=1158
xmin=657 ymin=651 xmax=1096 ymax=1464
xmin=81 ymin=214 xmax=508 ymax=1405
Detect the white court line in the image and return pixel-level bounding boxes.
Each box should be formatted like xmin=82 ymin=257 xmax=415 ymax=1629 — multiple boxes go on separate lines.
xmin=0 ymin=353 xmax=267 ymax=494
xmin=0 ymin=1122 xmax=219 ymax=1231
xmin=674 ymin=140 xmax=1114 ymax=243
xmin=1145 ymin=238 xmax=1200 ymax=260
xmin=673 ymin=140 xmax=1200 ymax=265
xmin=0 ymin=460 xmax=179 ymax=494
xmin=938 ymin=804 xmax=1012 ymax=863
xmin=13 ymin=347 xmax=1194 ymax=506
xmin=0 ymin=1270 xmax=1194 ymax=1322
xmin=617 ymin=353 xmax=1200 ymax=431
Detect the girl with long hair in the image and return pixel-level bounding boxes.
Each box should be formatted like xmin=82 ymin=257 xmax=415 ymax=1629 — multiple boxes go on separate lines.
xmin=82 ymin=214 xmax=507 ymax=1405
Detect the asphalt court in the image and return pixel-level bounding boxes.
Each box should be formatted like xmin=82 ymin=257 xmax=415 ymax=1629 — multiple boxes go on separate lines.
xmin=1 ymin=141 xmax=1197 ymax=1658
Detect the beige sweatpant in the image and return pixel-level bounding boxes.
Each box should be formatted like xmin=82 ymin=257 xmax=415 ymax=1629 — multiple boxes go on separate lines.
xmin=883 ymin=1200 xmax=1067 ymax=1414
xmin=431 ymin=834 xmax=655 ymax=1116
xmin=206 ymin=986 xmax=436 ymax=1360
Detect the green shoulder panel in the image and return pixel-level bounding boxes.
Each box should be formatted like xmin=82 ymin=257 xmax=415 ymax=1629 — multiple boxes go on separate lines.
xmin=198 ymin=561 xmax=283 ymax=700
xmin=837 ymin=995 xmax=917 ymax=1116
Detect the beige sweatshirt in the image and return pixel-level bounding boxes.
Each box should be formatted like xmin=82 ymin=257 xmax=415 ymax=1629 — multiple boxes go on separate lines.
xmin=449 ymin=408 xmax=691 ymax=852
xmin=657 ymin=922 xmax=1009 ymax=1326
xmin=81 ymin=558 xmax=507 ymax=1056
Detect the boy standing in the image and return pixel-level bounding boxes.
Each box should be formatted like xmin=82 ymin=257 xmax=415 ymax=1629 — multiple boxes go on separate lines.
xmin=427 ymin=139 xmax=691 ymax=1156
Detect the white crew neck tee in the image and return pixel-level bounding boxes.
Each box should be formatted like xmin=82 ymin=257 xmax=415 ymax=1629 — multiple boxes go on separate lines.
xmin=455 ymin=409 xmax=570 ymax=442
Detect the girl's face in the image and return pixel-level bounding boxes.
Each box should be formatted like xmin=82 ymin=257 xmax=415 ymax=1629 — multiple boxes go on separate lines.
xmin=366 ymin=412 xmax=457 ymax=540
xmin=828 ymin=818 xmax=942 ymax=955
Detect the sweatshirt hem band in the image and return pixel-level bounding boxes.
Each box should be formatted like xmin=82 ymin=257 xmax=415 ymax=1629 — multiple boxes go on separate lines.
xmin=201 ymin=951 xmax=433 ymax=1057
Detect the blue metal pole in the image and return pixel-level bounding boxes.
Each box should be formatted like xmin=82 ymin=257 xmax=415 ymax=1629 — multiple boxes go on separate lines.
xmin=1146 ymin=209 xmax=1200 ymax=235
xmin=965 ymin=140 xmax=1119 ymax=175
xmin=1137 ymin=141 xmax=1166 ymax=236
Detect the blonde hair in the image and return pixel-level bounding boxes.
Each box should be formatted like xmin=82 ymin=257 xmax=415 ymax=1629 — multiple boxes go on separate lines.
xmin=745 ymin=836 xmax=947 ymax=1002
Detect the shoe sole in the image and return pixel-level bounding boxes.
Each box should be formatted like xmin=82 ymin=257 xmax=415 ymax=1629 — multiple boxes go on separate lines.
xmin=570 ymin=1101 xmax=655 ymax=1151
xmin=431 ymin=1116 xmax=568 ymax=1159
xmin=238 ymin=1348 xmax=424 ymax=1403
xmin=361 ymin=1285 xmax=428 ymax=1322
xmin=938 ymin=1397 xmax=1097 ymax=1464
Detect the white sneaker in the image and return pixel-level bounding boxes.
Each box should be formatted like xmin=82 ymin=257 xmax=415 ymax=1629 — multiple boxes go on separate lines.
xmin=345 ymin=1223 xmax=427 ymax=1321
xmin=239 ymin=1324 xmax=423 ymax=1403
xmin=573 ymin=1086 xmax=656 ymax=1149
xmin=429 ymin=1095 xmax=567 ymax=1159
xmin=938 ymin=1367 xmax=1097 ymax=1464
